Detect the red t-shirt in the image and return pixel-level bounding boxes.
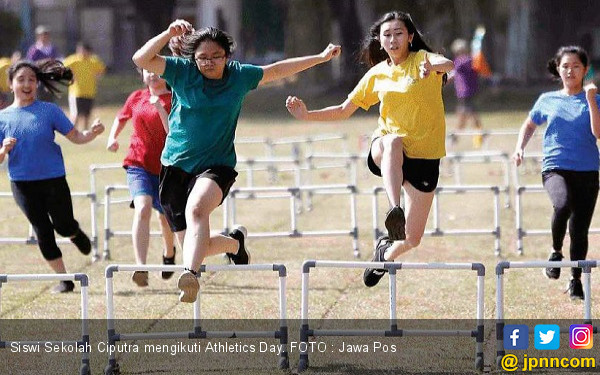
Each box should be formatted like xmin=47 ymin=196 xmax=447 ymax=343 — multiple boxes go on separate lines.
xmin=117 ymin=89 xmax=172 ymax=175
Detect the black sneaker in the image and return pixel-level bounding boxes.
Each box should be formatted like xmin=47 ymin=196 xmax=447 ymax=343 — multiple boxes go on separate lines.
xmin=566 ymin=278 xmax=584 ymax=300
xmin=363 ymin=236 xmax=392 ymax=287
xmin=70 ymin=229 xmax=91 ymax=255
xmin=162 ymin=247 xmax=176 ymax=280
xmin=385 ymin=206 xmax=406 ymax=241
xmin=51 ymin=280 xmax=75 ymax=294
xmin=545 ymin=251 xmax=563 ymax=279
xmin=226 ymin=225 xmax=251 ymax=265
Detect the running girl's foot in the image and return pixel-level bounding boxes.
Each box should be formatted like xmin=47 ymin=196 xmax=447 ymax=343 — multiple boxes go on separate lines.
xmin=162 ymin=247 xmax=176 ymax=280
xmin=363 ymin=236 xmax=392 ymax=287
xmin=131 ymin=271 xmax=148 ymax=287
xmin=545 ymin=251 xmax=563 ymax=280
xmin=70 ymin=229 xmax=91 ymax=255
xmin=51 ymin=280 xmax=75 ymax=294
xmin=384 ymin=206 xmax=406 ymax=241
xmin=177 ymin=269 xmax=199 ymax=303
xmin=226 ymin=225 xmax=251 ymax=265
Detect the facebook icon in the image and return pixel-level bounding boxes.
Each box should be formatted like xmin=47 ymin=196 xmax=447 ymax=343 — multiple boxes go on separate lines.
xmin=504 ymin=324 xmax=529 ymax=349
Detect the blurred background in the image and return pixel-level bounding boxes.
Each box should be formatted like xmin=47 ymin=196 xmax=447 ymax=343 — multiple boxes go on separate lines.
xmin=0 ymin=0 xmax=599 ymax=111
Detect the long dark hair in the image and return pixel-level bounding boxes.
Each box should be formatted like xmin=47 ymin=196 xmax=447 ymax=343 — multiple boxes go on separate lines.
xmin=8 ymin=59 xmax=73 ymax=97
xmin=359 ymin=11 xmax=434 ymax=67
xmin=173 ymin=27 xmax=236 ymax=60
xmin=547 ymin=45 xmax=589 ymax=81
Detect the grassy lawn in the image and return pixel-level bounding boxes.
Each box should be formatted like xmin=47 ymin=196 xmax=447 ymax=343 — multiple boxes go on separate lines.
xmin=1 ymin=92 xmax=599 ymax=373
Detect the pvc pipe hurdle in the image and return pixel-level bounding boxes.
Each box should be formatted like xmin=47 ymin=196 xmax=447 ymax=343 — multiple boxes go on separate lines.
xmin=299 ymin=260 xmax=485 ymax=372
xmin=104 ymin=264 xmax=289 ymax=375
xmin=0 ymin=191 xmax=98 ymax=260
xmin=495 ymin=260 xmax=598 ymax=368
xmin=0 ymin=273 xmax=91 ymax=375
xmin=226 ymin=185 xmax=360 ymax=257
xmin=446 ymin=129 xmax=543 ymax=151
xmin=514 ymin=185 xmax=600 ymax=255
xmin=237 ymin=156 xmax=301 ymax=188
xmin=372 ymin=185 xmax=502 ymax=256
xmin=444 ymin=151 xmax=511 ymax=208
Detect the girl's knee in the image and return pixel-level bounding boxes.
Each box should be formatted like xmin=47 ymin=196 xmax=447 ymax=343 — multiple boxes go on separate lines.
xmin=38 ymin=241 xmax=62 ymax=260
xmin=135 ymin=203 xmax=153 ymax=221
xmin=404 ymin=235 xmax=422 ymax=249
xmin=382 ymin=135 xmax=403 ymax=151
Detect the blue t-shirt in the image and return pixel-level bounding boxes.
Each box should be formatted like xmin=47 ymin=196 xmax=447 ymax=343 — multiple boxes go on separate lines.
xmin=160 ymin=57 xmax=264 ymax=173
xmin=0 ymin=101 xmax=74 ymax=181
xmin=529 ymin=91 xmax=600 ymax=172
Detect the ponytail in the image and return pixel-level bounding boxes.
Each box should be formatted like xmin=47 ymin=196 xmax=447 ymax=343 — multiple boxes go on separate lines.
xmin=8 ymin=59 xmax=73 ymax=97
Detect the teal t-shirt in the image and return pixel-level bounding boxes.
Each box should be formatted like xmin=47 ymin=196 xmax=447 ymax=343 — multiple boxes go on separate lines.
xmin=160 ymin=57 xmax=263 ymax=173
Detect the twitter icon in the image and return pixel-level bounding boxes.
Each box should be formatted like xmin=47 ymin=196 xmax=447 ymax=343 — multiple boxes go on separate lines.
xmin=535 ymin=324 xmax=560 ymax=349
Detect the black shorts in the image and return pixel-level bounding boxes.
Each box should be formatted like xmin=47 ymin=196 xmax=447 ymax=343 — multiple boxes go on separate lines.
xmin=159 ymin=165 xmax=238 ymax=232
xmin=69 ymin=96 xmax=94 ymax=116
xmin=367 ymin=141 xmax=440 ymax=193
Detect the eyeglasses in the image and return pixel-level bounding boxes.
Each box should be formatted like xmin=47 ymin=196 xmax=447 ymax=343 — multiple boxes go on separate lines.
xmin=194 ymin=56 xmax=227 ymax=65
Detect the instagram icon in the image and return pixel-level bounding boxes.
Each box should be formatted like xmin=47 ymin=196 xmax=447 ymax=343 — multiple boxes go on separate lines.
xmin=570 ymin=324 xmax=593 ymax=349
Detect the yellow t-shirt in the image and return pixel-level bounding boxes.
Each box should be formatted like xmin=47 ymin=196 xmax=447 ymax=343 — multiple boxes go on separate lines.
xmin=348 ymin=50 xmax=446 ymax=159
xmin=63 ymin=53 xmax=106 ymax=98
xmin=0 ymin=57 xmax=11 ymax=93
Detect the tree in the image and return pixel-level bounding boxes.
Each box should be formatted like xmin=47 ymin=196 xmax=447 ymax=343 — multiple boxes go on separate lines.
xmin=0 ymin=11 xmax=23 ymax=56
xmin=131 ymin=0 xmax=176 ymax=48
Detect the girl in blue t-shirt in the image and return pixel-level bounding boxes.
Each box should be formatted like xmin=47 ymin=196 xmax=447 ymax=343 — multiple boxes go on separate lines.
xmin=133 ymin=19 xmax=341 ymax=303
xmin=514 ymin=46 xmax=600 ymax=300
xmin=0 ymin=60 xmax=105 ymax=293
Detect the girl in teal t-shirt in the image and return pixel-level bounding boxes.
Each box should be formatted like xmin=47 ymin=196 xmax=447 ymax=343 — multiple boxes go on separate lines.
xmin=133 ymin=19 xmax=341 ymax=303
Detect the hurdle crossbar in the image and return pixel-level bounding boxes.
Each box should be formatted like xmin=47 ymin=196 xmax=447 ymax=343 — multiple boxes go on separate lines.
xmin=104 ymin=263 xmax=288 ymax=374
xmin=226 ymin=184 xmax=359 ymax=257
xmin=0 ymin=273 xmax=91 ymax=375
xmin=495 ymin=260 xmax=598 ymax=368
xmin=298 ymin=260 xmax=485 ymax=372
xmin=372 ymin=185 xmax=502 ymax=255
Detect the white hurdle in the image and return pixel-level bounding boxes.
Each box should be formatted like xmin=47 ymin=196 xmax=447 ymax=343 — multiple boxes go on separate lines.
xmin=104 ymin=263 xmax=289 ymax=374
xmin=0 ymin=273 xmax=91 ymax=375
xmin=298 ymin=260 xmax=485 ymax=372
xmin=372 ymin=185 xmax=502 ymax=255
xmin=495 ymin=260 xmax=597 ymax=367
xmin=514 ymin=185 xmax=600 ymax=255
xmin=0 ymin=191 xmax=98 ymax=260
xmin=444 ymin=151 xmax=511 ymax=208
xmin=225 ymin=184 xmax=360 ymax=257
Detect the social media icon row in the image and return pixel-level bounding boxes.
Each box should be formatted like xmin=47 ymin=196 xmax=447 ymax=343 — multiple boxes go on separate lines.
xmin=503 ymin=324 xmax=593 ymax=350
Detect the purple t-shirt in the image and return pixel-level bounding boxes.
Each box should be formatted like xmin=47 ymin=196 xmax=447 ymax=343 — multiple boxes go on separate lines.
xmin=453 ymin=55 xmax=478 ymax=98
xmin=26 ymin=44 xmax=60 ymax=61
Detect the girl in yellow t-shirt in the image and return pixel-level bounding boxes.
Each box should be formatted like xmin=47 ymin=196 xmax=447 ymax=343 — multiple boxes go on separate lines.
xmin=286 ymin=11 xmax=453 ymax=287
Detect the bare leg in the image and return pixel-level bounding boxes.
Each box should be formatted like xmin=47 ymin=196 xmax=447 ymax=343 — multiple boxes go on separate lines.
xmin=183 ymin=178 xmax=238 ymax=272
xmin=132 ymin=195 xmax=153 ymax=264
xmin=371 ymin=135 xmax=404 ymax=207
xmin=157 ymin=212 xmax=175 ymax=258
xmin=47 ymin=257 xmax=68 ymax=273
xmin=384 ymin=182 xmax=435 ymax=260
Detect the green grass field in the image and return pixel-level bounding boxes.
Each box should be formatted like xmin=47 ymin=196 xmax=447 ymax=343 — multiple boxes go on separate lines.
xmin=1 ymin=96 xmax=599 ymax=374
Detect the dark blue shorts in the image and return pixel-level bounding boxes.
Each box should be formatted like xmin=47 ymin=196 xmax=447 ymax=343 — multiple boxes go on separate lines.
xmin=126 ymin=166 xmax=163 ymax=213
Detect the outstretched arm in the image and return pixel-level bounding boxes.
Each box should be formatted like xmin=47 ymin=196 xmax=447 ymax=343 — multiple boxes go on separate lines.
xmin=585 ymin=83 xmax=600 ymax=138
xmin=66 ymin=118 xmax=105 ymax=144
xmin=132 ymin=19 xmax=193 ymax=75
xmin=513 ymin=117 xmax=537 ymax=166
xmin=286 ymin=96 xmax=358 ymax=122
xmin=259 ymin=44 xmax=341 ymax=86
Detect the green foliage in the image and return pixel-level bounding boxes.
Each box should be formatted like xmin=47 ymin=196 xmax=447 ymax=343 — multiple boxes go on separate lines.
xmin=0 ymin=11 xmax=22 ymax=56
